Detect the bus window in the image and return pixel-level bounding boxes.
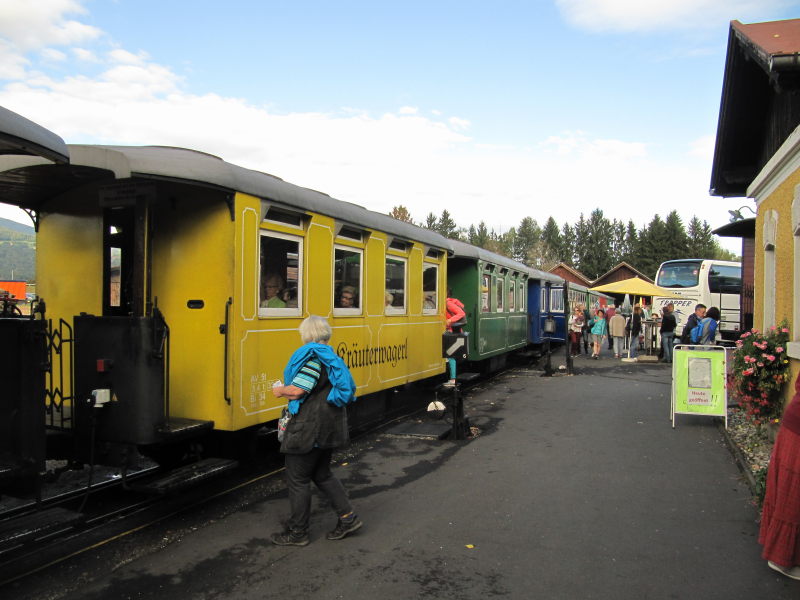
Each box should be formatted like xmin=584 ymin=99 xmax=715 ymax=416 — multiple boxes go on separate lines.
xmin=656 ymin=261 xmax=701 ymax=288
xmin=708 ymin=264 xmax=742 ymax=294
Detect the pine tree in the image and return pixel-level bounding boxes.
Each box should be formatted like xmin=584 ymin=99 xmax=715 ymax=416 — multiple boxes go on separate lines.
xmin=471 ymin=221 xmax=490 ymax=248
xmin=513 ymin=217 xmax=541 ymax=264
xmin=686 ymin=216 xmax=717 ymax=259
xmin=423 ymin=212 xmax=438 ymax=230
xmin=560 ymin=223 xmax=576 ymax=265
xmin=541 ymin=217 xmax=562 ymax=264
xmin=663 ymin=210 xmax=689 ymax=259
xmin=578 ymin=209 xmax=613 ymax=280
xmin=437 ymin=210 xmax=459 ymax=239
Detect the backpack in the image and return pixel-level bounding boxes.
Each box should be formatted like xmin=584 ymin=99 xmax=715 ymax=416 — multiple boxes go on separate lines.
xmin=690 ymin=318 xmax=717 ymax=344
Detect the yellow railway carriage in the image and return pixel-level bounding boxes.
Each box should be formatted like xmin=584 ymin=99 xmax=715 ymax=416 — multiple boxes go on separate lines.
xmin=0 ymin=141 xmax=450 ymax=459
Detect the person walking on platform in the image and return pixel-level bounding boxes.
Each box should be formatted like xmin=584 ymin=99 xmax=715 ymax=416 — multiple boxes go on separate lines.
xmin=605 ymin=302 xmax=617 ymax=350
xmin=568 ymin=306 xmax=585 ymax=357
xmin=680 ymin=303 xmax=706 ymax=344
xmin=625 ymin=306 xmax=643 ymax=359
xmin=608 ymin=309 xmax=626 ymax=358
xmin=659 ymin=303 xmax=677 ymax=363
xmin=271 ymin=316 xmax=361 ymax=546
xmin=759 ymin=372 xmax=800 ymax=580
xmin=444 ymin=289 xmax=466 ymax=387
xmin=589 ymin=308 xmax=607 ymax=359
xmin=580 ymin=302 xmax=591 ymax=355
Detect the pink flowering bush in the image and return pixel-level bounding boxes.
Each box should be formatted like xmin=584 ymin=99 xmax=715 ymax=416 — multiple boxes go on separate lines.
xmin=731 ymin=321 xmax=791 ymax=424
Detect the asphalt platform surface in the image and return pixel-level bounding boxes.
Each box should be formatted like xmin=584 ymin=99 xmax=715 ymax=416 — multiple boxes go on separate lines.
xmin=4 ymin=345 xmax=799 ymax=599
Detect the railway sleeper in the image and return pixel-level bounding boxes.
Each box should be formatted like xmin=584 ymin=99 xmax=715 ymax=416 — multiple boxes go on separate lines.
xmin=126 ymin=457 xmax=238 ymax=496
xmin=0 ymin=507 xmax=84 ymax=552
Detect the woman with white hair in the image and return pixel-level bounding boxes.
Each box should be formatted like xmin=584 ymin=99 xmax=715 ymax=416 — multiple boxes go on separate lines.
xmin=270 ymin=315 xmax=360 ymax=546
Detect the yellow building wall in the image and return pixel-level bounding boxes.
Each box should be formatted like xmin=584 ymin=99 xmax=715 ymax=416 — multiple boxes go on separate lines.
xmin=753 ymin=167 xmax=800 ymax=410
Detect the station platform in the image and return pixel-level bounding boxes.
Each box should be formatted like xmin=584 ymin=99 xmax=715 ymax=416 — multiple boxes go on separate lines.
xmin=4 ymin=350 xmax=798 ymax=599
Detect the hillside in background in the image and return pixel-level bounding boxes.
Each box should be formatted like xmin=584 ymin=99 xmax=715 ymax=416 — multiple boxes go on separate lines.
xmin=0 ymin=217 xmax=35 ymax=281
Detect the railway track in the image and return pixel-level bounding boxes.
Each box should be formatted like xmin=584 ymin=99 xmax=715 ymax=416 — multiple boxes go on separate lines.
xmin=0 ymin=368 xmax=502 ymax=587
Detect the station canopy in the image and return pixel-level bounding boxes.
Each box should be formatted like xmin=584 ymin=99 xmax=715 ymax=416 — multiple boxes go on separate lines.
xmin=589 ymin=277 xmax=682 ymax=298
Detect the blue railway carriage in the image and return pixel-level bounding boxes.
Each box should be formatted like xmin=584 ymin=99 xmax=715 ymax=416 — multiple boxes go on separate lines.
xmin=544 ymin=281 xmax=614 ymax=341
xmin=527 ymin=270 xmax=567 ymax=346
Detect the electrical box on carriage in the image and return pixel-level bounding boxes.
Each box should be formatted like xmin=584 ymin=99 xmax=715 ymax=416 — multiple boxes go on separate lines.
xmin=73 ymin=315 xmax=168 ymax=449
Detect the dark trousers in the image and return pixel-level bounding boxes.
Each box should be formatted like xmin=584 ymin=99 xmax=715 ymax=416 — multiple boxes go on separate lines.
xmin=569 ymin=331 xmax=581 ymax=356
xmin=285 ymin=448 xmax=352 ymax=533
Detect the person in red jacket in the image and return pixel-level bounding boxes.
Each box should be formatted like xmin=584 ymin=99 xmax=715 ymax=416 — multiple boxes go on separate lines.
xmin=444 ymin=290 xmax=466 ymax=387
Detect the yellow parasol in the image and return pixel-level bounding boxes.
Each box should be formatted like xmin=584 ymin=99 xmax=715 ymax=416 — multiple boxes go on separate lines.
xmin=589 ymin=277 xmax=683 ymax=298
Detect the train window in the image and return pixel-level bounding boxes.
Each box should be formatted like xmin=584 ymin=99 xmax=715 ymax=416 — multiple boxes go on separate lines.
xmin=264 ymin=207 xmax=304 ymax=228
xmin=385 ymin=256 xmax=407 ymax=314
xmin=520 ymin=279 xmax=527 ymax=311
xmin=423 ymin=263 xmax=438 ymax=314
xmin=334 ymin=246 xmax=362 ymax=315
xmin=497 ymin=279 xmax=504 ymax=312
xmin=481 ymin=274 xmax=491 ymax=313
xmin=508 ymin=281 xmax=516 ymax=312
xmin=259 ymin=232 xmax=302 ymax=317
xmin=338 ymin=226 xmax=363 ymax=241
xmin=389 ymin=239 xmax=410 ymax=252
xmin=550 ymin=288 xmax=565 ymax=312
xmin=540 ymin=288 xmax=547 ymax=313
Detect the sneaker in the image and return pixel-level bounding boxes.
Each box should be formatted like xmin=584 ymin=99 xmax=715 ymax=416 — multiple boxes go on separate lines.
xmin=270 ymin=529 xmax=309 ymax=546
xmin=768 ymin=561 xmax=800 ymax=580
xmin=326 ymin=516 xmax=363 ymax=540
xmin=442 ymin=379 xmax=457 ymax=388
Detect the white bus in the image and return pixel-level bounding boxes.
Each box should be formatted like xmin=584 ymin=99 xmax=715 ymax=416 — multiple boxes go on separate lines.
xmin=652 ymin=259 xmax=742 ymax=341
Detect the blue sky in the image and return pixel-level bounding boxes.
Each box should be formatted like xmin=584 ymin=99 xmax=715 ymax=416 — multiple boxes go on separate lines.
xmin=1 ymin=0 xmax=799 ymax=254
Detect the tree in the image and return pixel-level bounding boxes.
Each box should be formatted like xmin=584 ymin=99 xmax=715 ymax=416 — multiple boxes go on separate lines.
xmin=663 ymin=210 xmax=689 ymax=259
xmin=437 ymin=210 xmax=459 ymax=239
xmin=541 ymin=217 xmax=562 ymax=264
xmin=389 ymin=205 xmax=414 ymax=223
xmin=577 ymin=209 xmax=613 ymax=280
xmin=513 ymin=217 xmax=541 ymax=264
xmin=469 ymin=221 xmax=490 ymax=248
xmin=686 ymin=216 xmax=718 ymax=259
xmin=423 ymin=212 xmax=438 ymax=230
xmin=560 ymin=222 xmax=575 ymax=265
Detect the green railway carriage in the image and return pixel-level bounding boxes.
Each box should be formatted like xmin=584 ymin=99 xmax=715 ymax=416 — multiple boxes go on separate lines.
xmin=447 ymin=240 xmax=533 ymax=370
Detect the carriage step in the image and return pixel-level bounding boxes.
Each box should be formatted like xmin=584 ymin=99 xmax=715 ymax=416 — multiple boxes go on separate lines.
xmin=128 ymin=458 xmax=238 ymax=495
xmin=0 ymin=507 xmax=83 ymax=550
xmin=155 ymin=417 xmax=214 ymax=443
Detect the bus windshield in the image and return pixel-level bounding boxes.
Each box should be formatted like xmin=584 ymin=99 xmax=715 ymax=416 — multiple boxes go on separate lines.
xmin=656 ymin=261 xmax=702 ymax=288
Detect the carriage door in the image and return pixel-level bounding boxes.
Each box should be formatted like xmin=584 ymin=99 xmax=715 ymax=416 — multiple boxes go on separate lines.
xmin=101 ymin=183 xmax=154 ymax=317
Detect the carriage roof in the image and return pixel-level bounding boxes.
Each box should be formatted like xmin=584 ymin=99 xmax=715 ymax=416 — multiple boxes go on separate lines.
xmin=0 ymin=143 xmax=452 ymax=252
xmin=448 ymin=238 xmax=562 ymax=283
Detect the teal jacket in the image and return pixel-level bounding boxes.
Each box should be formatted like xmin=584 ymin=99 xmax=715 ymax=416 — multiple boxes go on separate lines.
xmin=590 ymin=316 xmax=607 ymax=336
xmin=284 ymin=343 xmax=357 ymax=415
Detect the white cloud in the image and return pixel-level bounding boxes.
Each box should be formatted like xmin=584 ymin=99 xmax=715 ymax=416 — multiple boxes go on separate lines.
xmin=689 ymin=134 xmax=716 ymax=160
xmin=398 ymin=105 xmax=418 ymax=115
xmin=555 ymin=0 xmax=794 ymax=33
xmin=72 ymin=47 xmax=99 ymax=62
xmin=40 ymin=47 xmax=67 ymax=62
xmin=0 ymin=0 xmax=100 ymax=49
